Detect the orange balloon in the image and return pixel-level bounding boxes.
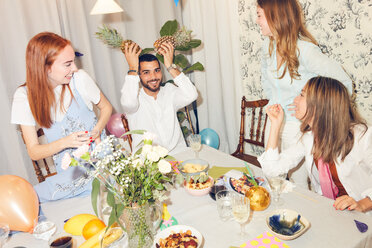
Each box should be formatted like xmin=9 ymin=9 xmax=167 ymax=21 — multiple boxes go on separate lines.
xmin=0 ymin=175 xmax=39 ymax=232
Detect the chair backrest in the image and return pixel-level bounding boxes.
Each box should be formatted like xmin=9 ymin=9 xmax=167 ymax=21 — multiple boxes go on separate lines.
xmin=121 ymin=114 xmax=132 ymax=151
xmin=239 ymin=97 xmax=269 ymax=148
xmin=21 ymin=128 xmax=57 ymax=183
xmin=232 ymin=97 xmax=269 ymax=167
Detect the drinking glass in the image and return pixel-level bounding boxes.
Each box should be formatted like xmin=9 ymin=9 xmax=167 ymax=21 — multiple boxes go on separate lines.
xmin=33 ymin=215 xmax=56 ymax=241
xmin=232 ymin=193 xmax=250 ymax=238
xmin=0 ymin=223 xmax=9 ymax=248
xmin=216 ymin=190 xmax=233 ymax=221
xmin=187 ymin=134 xmax=202 ymax=158
xmin=266 ymin=173 xmax=287 ymax=207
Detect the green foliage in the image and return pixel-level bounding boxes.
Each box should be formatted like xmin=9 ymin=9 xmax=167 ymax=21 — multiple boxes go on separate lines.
xmin=183 ymin=62 xmax=204 ymax=74
xmin=160 ymin=20 xmax=178 ymax=36
xmin=174 ymin=54 xmax=189 ymax=68
xmin=91 ymin=178 xmax=100 ymax=216
xmin=176 ymin=39 xmax=201 ymax=51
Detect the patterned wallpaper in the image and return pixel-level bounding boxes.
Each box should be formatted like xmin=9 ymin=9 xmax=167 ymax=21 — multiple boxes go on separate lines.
xmin=238 ymin=0 xmax=372 ymax=155
xmin=239 ymin=0 xmax=372 ymax=121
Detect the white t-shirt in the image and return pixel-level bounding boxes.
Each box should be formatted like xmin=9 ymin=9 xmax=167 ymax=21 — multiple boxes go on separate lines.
xmin=11 ymin=69 xmax=101 ymax=126
xmin=120 ymin=73 xmax=198 ymax=155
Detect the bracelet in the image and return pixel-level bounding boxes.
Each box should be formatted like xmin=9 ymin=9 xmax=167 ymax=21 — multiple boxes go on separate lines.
xmin=167 ymin=64 xmax=177 ymax=72
xmin=128 ymin=69 xmax=138 ymax=74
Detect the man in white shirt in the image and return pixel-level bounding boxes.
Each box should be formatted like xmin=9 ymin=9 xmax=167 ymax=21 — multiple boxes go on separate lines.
xmin=120 ymin=42 xmax=198 ymax=154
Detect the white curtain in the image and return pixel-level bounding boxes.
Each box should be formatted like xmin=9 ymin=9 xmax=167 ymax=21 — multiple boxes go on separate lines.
xmin=181 ymin=0 xmax=242 ymax=153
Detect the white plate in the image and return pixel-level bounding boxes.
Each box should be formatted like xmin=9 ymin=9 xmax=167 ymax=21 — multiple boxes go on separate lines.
xmin=153 ymin=224 xmax=203 ymax=248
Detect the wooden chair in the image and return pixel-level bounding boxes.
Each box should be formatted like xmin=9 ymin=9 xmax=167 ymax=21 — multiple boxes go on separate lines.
xmin=21 ymin=128 xmax=57 ymax=183
xmin=232 ymin=97 xmax=269 ymax=167
xmin=121 ymin=114 xmax=132 ymax=151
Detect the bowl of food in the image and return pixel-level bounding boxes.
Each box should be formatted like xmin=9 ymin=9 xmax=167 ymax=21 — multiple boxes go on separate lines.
xmin=154 ymin=224 xmax=203 ymax=248
xmin=266 ymin=209 xmax=310 ymax=240
xmin=184 ymin=176 xmax=214 ymax=196
xmin=179 ymin=159 xmax=209 ymax=178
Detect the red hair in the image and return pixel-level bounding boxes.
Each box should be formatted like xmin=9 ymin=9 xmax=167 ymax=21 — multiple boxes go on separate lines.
xmin=25 ymin=32 xmax=73 ymax=128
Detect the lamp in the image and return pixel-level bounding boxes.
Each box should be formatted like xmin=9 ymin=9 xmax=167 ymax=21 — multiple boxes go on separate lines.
xmin=90 ymin=0 xmax=124 ymax=15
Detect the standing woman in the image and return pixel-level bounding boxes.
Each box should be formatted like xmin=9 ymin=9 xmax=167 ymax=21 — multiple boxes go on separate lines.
xmin=11 ymin=32 xmax=112 ymax=202
xmin=256 ymin=0 xmax=352 ymax=188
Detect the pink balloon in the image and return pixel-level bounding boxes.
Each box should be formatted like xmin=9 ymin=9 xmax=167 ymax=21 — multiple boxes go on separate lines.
xmin=0 ymin=175 xmax=39 ymax=233
xmin=107 ymin=113 xmax=125 ymax=138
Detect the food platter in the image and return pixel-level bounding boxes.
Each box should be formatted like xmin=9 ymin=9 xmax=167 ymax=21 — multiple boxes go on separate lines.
xmin=229 ymin=175 xmax=264 ymax=195
xmin=154 ymin=225 xmax=203 ymax=248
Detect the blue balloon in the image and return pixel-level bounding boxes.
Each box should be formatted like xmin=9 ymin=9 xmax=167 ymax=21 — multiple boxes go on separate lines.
xmin=200 ymin=128 xmax=220 ymax=149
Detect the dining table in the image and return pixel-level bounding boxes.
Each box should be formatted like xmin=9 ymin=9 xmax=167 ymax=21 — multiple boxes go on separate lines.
xmin=5 ymin=145 xmax=372 ymax=248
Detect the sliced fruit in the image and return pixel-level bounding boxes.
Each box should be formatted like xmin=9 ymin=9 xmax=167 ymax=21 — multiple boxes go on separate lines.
xmin=63 ymin=214 xmax=98 ymax=236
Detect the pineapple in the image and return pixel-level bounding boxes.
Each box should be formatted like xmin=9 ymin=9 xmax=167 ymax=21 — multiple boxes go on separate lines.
xmin=153 ymin=36 xmax=176 ymax=51
xmin=95 ymin=25 xmax=140 ymax=54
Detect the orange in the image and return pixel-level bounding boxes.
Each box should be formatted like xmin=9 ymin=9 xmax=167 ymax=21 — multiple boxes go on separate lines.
xmin=82 ymin=219 xmax=106 ymax=240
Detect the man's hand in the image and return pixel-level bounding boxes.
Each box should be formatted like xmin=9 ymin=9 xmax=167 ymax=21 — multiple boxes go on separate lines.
xmin=157 ymin=42 xmax=174 ymax=69
xmin=124 ymin=42 xmax=142 ymax=73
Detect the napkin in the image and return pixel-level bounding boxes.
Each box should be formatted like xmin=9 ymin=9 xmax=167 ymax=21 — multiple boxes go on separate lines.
xmin=239 ymin=232 xmax=290 ymax=248
xmin=208 ymin=166 xmax=248 ymax=180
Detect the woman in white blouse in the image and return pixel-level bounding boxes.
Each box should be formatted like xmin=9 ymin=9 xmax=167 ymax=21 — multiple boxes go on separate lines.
xmin=11 ymin=32 xmax=112 ymax=202
xmin=259 ymin=76 xmax=372 ymax=213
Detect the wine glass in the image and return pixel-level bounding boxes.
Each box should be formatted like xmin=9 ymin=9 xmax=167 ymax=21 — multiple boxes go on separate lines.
xmin=231 ymin=193 xmax=250 ymax=238
xmin=0 ymin=223 xmax=9 ymax=248
xmin=266 ymin=173 xmax=287 ymax=207
xmin=187 ymin=134 xmax=202 ymax=158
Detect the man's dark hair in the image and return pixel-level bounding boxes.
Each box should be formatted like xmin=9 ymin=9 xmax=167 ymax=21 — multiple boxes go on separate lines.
xmin=138 ymin=54 xmax=160 ymax=71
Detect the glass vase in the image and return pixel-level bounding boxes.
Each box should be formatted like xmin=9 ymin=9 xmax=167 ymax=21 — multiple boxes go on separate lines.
xmin=119 ymin=202 xmax=161 ymax=248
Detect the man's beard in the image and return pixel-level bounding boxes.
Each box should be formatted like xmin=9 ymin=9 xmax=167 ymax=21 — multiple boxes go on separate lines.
xmin=141 ymin=79 xmax=161 ymax=92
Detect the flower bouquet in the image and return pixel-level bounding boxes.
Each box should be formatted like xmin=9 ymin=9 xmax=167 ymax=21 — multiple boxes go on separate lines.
xmin=63 ymin=131 xmax=175 ymax=248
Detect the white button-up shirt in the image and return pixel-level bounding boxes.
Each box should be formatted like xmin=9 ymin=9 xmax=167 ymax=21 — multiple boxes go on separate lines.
xmin=120 ymin=73 xmax=197 ymax=154
xmin=258 ymin=125 xmax=372 ymax=205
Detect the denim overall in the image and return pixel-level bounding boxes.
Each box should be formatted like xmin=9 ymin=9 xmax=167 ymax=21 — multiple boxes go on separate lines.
xmin=34 ymin=76 xmax=105 ymax=202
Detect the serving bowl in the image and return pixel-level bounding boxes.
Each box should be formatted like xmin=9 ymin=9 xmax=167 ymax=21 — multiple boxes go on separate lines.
xmin=153 ymin=224 xmax=203 ymax=248
xmin=184 ymin=176 xmax=214 ymax=196
xmin=266 ymin=209 xmax=310 ymax=240
xmin=179 ymin=159 xmax=209 ymax=178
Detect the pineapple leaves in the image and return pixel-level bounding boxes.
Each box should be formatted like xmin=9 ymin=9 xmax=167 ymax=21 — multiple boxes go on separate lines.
xmin=160 ymin=20 xmax=179 ymax=36
xmin=183 ymin=62 xmax=204 ymax=74
xmin=95 ymin=25 xmax=123 ymax=48
xmin=174 ymin=54 xmax=189 ymax=69
xmin=176 ymin=39 xmax=202 ymax=51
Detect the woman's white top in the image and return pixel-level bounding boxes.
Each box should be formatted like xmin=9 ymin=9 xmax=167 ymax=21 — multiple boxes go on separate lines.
xmin=11 ymin=69 xmax=100 ymax=126
xmin=258 ymin=125 xmax=372 ymax=202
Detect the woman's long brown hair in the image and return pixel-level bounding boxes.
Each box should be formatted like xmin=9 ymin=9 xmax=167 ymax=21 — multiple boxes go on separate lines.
xmin=25 ymin=32 xmax=73 ymax=128
xmin=257 ymin=0 xmax=317 ymax=81
xmin=300 ymin=77 xmax=367 ymax=163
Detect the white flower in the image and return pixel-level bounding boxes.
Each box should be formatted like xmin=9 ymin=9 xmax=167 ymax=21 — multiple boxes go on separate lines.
xmin=143 ymin=132 xmax=157 ymax=144
xmin=61 ymin=153 xmax=72 ymax=170
xmin=158 ymin=159 xmax=172 ymax=174
xmin=152 ymin=145 xmax=168 ymax=158
xmin=72 ymin=144 xmax=90 ymax=158
xmin=147 ymin=150 xmax=160 ymax=162
xmin=141 ymin=144 xmax=153 ymax=156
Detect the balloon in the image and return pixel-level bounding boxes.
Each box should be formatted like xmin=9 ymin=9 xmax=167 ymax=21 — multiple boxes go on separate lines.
xmin=200 ymin=128 xmax=220 ymax=149
xmin=107 ymin=113 xmax=126 ymax=138
xmin=0 ymin=175 xmax=39 ymax=232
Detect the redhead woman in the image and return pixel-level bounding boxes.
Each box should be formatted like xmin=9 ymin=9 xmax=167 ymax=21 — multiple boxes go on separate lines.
xmin=256 ymin=0 xmax=352 ymax=188
xmin=11 ymin=32 xmax=112 ymax=202
xmin=259 ymin=77 xmax=372 ymax=213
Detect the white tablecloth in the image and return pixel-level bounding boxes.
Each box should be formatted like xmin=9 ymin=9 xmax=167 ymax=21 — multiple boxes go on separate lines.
xmin=5 ymin=145 xmax=372 ymax=248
